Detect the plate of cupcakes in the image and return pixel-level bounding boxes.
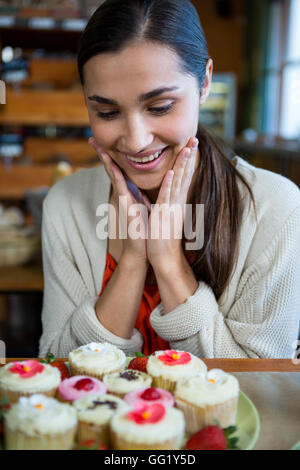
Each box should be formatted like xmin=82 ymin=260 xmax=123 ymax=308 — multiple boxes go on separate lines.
xmin=0 ymin=342 xmax=260 ymax=450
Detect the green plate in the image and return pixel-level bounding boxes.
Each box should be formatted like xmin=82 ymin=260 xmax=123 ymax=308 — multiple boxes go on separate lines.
xmin=291 ymin=441 xmax=300 ymax=450
xmin=66 ymin=358 xmax=260 ymax=450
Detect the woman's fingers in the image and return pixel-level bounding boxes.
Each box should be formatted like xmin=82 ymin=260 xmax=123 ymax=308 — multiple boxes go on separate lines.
xmin=88 ymin=137 xmax=149 ymax=208
xmin=156 ymin=137 xmax=198 ymax=205
xmin=181 ymin=138 xmax=198 ymax=193
xmin=169 ymin=147 xmax=191 ymax=201
xmin=156 ymin=170 xmax=174 ymax=205
xmin=89 ymin=137 xmax=129 ymax=197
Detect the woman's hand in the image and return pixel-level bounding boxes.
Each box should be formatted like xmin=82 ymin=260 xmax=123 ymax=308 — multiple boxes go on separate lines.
xmin=89 ymin=137 xmax=151 ymax=265
xmin=146 ymin=137 xmax=198 ymax=269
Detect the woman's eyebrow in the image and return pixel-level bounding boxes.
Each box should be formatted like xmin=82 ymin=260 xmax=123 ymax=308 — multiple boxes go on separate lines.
xmin=88 ymin=86 xmax=180 ymax=105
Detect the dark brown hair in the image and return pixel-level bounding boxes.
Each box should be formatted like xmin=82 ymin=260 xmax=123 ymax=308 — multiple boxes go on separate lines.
xmin=77 ymin=0 xmax=255 ymax=301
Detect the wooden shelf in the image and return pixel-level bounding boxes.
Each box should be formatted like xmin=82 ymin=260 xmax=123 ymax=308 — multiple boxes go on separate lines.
xmin=24 ymin=137 xmax=97 ymax=165
xmin=0 ymin=89 xmax=89 ymax=126
xmin=23 ymin=58 xmax=78 ymax=89
xmin=0 ymin=261 xmax=43 ymax=292
xmin=0 ymin=163 xmax=96 ymax=200
xmin=0 ymin=164 xmax=54 ymax=199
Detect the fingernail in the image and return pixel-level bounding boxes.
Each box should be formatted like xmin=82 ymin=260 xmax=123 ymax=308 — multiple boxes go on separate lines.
xmin=192 ymin=139 xmax=198 ymax=149
xmin=185 ymin=148 xmax=191 ymax=159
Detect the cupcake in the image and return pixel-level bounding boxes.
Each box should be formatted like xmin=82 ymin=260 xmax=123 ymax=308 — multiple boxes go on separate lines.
xmin=110 ymin=402 xmax=185 ymax=450
xmin=0 ymin=360 xmax=61 ymax=404
xmin=69 ymin=342 xmax=126 ymax=380
xmin=103 ymin=370 xmax=152 ymax=398
xmin=58 ymin=375 xmax=107 ymax=403
xmin=73 ymin=393 xmax=128 ymax=446
xmin=174 ymin=369 xmax=240 ymax=433
xmin=146 ymin=350 xmax=207 ymax=392
xmin=4 ymin=394 xmax=77 ymax=450
xmin=124 ymin=387 xmax=174 ymax=408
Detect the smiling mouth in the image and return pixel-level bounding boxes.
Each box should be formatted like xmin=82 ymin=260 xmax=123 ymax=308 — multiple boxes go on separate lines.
xmin=125 ymin=149 xmax=165 ymax=164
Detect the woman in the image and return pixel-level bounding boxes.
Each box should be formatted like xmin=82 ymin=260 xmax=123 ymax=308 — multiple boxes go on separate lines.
xmin=39 ymin=0 xmax=300 ymax=358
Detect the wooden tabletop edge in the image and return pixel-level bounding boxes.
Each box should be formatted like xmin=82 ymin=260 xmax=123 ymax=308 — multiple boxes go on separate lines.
xmin=1 ymin=358 xmax=300 ymax=372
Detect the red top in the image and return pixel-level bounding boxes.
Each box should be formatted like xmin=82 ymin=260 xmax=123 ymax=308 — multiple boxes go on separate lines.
xmin=98 ymin=252 xmax=170 ymax=355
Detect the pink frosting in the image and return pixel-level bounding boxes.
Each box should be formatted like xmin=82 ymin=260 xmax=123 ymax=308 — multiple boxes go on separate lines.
xmin=124 ymin=387 xmax=174 ymax=408
xmin=58 ymin=375 xmax=107 ymax=402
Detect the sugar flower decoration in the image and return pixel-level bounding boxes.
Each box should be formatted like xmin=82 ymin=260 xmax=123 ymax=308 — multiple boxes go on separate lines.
xmin=19 ymin=394 xmax=55 ymax=412
xmin=206 ymin=369 xmax=227 ymax=386
xmin=158 ymin=350 xmax=191 ymax=366
xmin=78 ymin=343 xmax=112 ymax=354
xmin=9 ymin=360 xmax=44 ymax=378
xmin=127 ymin=402 xmax=166 ymax=425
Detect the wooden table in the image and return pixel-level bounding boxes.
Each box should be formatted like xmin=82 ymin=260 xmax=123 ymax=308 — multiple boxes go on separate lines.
xmin=3 ymin=358 xmax=300 ymax=372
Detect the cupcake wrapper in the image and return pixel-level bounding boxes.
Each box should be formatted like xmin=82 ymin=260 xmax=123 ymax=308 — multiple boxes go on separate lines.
xmin=4 ymin=426 xmax=77 ymax=450
xmin=175 ymin=395 xmax=238 ymax=434
xmin=0 ymin=386 xmax=58 ymax=404
xmin=104 ymin=390 xmax=126 ymax=399
xmin=69 ymin=362 xmax=124 ymax=381
xmin=151 ymin=376 xmax=177 ymax=393
xmin=77 ymin=420 xmax=111 ymax=447
xmin=110 ymin=429 xmax=183 ymax=450
xmin=56 ymin=391 xmax=73 ymax=404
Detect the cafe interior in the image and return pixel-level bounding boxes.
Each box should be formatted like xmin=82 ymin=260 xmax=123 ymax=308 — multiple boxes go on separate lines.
xmin=0 ymin=0 xmax=299 ymax=360
xmin=0 ymin=0 xmax=299 ymax=453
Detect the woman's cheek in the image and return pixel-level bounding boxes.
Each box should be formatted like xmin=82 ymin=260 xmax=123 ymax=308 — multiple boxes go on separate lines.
xmin=89 ymin=120 xmax=112 ymax=150
xmin=164 ymin=112 xmax=195 ymax=147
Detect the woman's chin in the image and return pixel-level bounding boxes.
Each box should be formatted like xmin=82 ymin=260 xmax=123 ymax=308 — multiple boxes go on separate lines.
xmin=126 ymin=174 xmax=161 ymax=190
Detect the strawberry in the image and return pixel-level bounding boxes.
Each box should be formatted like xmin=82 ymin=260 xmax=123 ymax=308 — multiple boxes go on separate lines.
xmin=75 ymin=439 xmax=109 ymax=450
xmin=127 ymin=352 xmax=149 ymax=373
xmin=185 ymin=425 xmax=239 ymax=451
xmin=40 ymin=353 xmax=70 ymax=381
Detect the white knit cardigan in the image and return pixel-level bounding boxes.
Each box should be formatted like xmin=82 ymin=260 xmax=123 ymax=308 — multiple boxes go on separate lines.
xmin=38 ymin=157 xmax=300 ymax=358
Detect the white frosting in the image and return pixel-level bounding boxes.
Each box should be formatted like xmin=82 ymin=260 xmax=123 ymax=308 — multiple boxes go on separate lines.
xmin=103 ymin=371 xmax=152 ymax=394
xmin=110 ymin=405 xmax=185 ymax=444
xmin=4 ymin=394 xmax=77 ymax=436
xmin=146 ymin=350 xmax=207 ymax=381
xmin=73 ymin=393 xmax=129 ymax=425
xmin=174 ymin=369 xmax=240 ymax=406
xmin=69 ymin=342 xmax=126 ymax=374
xmin=0 ymin=362 xmax=61 ymax=392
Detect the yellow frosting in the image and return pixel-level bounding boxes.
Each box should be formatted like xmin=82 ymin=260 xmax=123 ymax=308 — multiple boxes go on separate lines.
xmin=103 ymin=370 xmax=152 ymax=394
xmin=146 ymin=350 xmax=207 ymax=381
xmin=174 ymin=369 xmax=240 ymax=406
xmin=0 ymin=362 xmax=61 ymax=393
xmin=69 ymin=342 xmax=126 ymax=374
xmin=73 ymin=393 xmax=128 ymax=425
xmin=4 ymin=394 xmax=77 ymax=436
xmin=110 ymin=405 xmax=185 ymax=444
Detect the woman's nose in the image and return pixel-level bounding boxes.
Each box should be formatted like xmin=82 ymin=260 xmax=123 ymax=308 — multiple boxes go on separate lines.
xmin=119 ymin=115 xmax=152 ymax=154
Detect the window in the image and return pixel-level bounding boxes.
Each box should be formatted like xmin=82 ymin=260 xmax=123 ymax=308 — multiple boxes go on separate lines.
xmin=263 ymin=0 xmax=300 ymax=139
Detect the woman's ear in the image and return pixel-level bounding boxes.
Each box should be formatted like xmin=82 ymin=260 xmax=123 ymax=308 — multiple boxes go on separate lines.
xmin=199 ymin=59 xmax=213 ymax=106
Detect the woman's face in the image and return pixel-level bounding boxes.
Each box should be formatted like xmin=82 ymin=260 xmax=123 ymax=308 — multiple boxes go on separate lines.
xmin=83 ymin=41 xmax=212 ymax=194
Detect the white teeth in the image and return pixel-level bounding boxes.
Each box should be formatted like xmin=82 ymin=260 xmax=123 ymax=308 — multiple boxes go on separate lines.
xmin=127 ymin=149 xmax=163 ymax=163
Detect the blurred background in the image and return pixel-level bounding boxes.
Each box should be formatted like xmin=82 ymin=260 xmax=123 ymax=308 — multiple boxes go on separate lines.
xmin=0 ymin=0 xmax=299 ymax=357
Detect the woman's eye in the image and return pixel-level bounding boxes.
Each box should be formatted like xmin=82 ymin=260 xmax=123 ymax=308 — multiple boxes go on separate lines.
xmin=149 ymin=103 xmax=174 ymax=115
xmin=97 ymin=111 xmax=119 ymax=120
xmin=96 ymin=103 xmax=174 ymax=120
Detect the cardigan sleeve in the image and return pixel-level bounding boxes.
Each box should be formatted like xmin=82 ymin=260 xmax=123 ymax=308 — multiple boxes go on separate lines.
xmin=38 ymin=201 xmax=143 ymax=358
xmin=150 ymin=204 xmax=300 ymax=358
